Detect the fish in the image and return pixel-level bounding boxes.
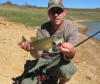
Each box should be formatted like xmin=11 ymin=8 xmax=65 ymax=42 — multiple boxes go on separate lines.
xmin=20 ymin=36 xmax=62 ymax=58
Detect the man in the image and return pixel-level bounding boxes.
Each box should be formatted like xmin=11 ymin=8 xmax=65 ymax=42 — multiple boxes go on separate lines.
xmin=21 ymin=0 xmax=78 ymax=84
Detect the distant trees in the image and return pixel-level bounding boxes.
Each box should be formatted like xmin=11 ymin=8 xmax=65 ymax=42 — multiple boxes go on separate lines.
xmin=3 ymin=1 xmax=13 ymax=5
xmin=2 ymin=1 xmax=37 ymax=8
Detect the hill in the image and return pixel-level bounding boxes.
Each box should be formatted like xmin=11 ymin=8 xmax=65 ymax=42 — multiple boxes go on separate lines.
xmin=0 ymin=4 xmax=100 ymax=27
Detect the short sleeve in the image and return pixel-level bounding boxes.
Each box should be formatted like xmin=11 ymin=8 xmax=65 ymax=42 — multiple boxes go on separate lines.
xmin=36 ymin=27 xmax=50 ymax=39
xmin=68 ymin=25 xmax=78 ymax=46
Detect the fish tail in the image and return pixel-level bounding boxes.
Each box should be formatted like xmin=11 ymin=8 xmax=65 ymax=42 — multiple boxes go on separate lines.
xmin=18 ymin=35 xmax=27 ymax=45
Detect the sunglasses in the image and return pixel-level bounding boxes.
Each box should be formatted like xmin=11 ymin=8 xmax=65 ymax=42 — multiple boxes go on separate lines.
xmin=49 ymin=8 xmax=64 ymax=15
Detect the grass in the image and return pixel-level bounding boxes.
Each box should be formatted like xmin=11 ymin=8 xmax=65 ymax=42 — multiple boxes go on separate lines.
xmin=0 ymin=5 xmax=48 ymax=27
xmin=65 ymin=8 xmax=100 ymax=21
xmin=0 ymin=4 xmax=100 ymax=27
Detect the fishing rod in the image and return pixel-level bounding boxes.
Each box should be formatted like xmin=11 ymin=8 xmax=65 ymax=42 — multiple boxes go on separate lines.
xmin=75 ymin=30 xmax=100 ymax=47
xmin=25 ymin=30 xmax=100 ymax=76
xmin=50 ymin=30 xmax=100 ymax=62
xmin=36 ymin=30 xmax=100 ymax=73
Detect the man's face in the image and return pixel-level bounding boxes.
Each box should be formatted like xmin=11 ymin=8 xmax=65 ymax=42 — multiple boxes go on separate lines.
xmin=48 ymin=7 xmax=66 ymax=26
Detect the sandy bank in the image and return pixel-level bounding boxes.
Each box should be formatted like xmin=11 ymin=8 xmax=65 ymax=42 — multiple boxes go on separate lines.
xmin=0 ymin=19 xmax=100 ymax=84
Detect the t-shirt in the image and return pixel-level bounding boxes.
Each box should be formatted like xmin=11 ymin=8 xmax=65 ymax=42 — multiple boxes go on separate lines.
xmin=36 ymin=20 xmax=78 ymax=46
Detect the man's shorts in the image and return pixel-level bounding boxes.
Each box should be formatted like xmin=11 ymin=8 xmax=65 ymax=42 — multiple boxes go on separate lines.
xmin=21 ymin=56 xmax=77 ymax=84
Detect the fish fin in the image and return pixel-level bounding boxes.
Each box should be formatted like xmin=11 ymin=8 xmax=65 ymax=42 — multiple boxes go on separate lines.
xmin=18 ymin=35 xmax=27 ymax=45
xmin=30 ymin=37 xmax=37 ymax=42
xmin=30 ymin=50 xmax=41 ymax=59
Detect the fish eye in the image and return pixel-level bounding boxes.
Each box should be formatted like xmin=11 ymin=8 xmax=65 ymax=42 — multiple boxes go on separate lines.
xmin=52 ymin=42 xmax=56 ymax=45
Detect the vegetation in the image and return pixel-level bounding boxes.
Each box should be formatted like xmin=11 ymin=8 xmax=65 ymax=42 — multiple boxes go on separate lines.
xmin=65 ymin=8 xmax=100 ymax=21
xmin=0 ymin=4 xmax=48 ymax=27
xmin=0 ymin=3 xmax=100 ymax=27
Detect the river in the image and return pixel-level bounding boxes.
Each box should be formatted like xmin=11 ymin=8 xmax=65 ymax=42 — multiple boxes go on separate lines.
xmin=79 ymin=21 xmax=100 ymax=40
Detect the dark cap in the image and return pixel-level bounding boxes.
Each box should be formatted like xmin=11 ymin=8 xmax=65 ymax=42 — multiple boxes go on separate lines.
xmin=48 ymin=0 xmax=64 ymax=10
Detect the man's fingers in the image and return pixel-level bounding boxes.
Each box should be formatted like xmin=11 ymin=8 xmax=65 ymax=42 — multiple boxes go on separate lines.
xmin=59 ymin=46 xmax=70 ymax=53
xmin=21 ymin=42 xmax=26 ymax=49
xmin=27 ymin=42 xmax=31 ymax=51
xmin=21 ymin=41 xmax=31 ymax=51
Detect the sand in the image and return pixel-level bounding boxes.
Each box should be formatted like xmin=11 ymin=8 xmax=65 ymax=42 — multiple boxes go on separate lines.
xmin=0 ymin=19 xmax=100 ymax=84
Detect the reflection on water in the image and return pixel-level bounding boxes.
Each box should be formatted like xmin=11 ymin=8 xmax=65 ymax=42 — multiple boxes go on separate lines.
xmin=79 ymin=22 xmax=100 ymax=40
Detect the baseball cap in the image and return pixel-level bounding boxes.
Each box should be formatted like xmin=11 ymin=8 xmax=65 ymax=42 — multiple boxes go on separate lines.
xmin=48 ymin=0 xmax=64 ymax=10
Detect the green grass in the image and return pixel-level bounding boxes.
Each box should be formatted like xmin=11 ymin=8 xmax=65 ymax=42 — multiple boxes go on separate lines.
xmin=0 ymin=4 xmax=100 ymax=27
xmin=0 ymin=5 xmax=48 ymax=27
xmin=65 ymin=8 xmax=100 ymax=21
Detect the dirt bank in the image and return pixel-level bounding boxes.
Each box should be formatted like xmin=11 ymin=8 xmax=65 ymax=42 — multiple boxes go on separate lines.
xmin=0 ymin=19 xmax=100 ymax=84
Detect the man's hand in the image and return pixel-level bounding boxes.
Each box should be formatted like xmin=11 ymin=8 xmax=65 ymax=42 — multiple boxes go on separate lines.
xmin=59 ymin=42 xmax=76 ymax=59
xmin=21 ymin=41 xmax=34 ymax=51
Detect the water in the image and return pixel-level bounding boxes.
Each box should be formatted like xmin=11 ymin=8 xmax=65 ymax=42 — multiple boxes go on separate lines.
xmin=79 ymin=21 xmax=100 ymax=40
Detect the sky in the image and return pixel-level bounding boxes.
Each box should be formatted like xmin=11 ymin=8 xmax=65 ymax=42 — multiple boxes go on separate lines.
xmin=0 ymin=0 xmax=100 ymax=9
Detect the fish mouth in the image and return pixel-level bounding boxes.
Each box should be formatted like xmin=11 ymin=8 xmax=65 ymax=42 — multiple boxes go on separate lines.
xmin=53 ymin=39 xmax=63 ymax=46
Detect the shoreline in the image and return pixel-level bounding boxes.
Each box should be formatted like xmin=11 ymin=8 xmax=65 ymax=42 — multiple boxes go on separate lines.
xmin=71 ymin=20 xmax=100 ymax=41
xmin=73 ymin=19 xmax=100 ymax=23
